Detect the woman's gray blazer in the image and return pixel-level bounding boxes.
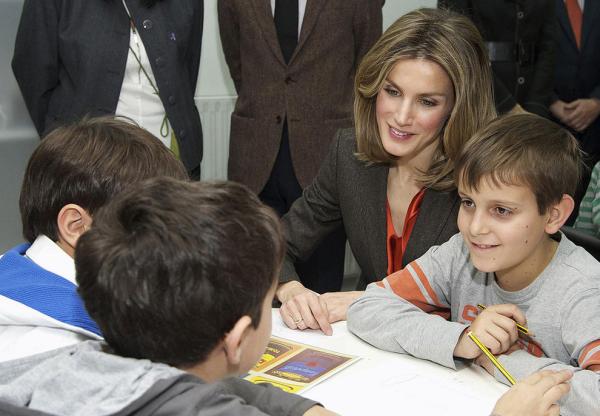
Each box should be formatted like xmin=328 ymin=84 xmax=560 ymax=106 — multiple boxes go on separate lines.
xmin=281 ymin=128 xmax=461 ymax=290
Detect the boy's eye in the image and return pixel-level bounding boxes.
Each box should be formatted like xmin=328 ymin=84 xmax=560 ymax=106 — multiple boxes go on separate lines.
xmin=494 ymin=207 xmax=512 ymax=217
xmin=460 ymin=199 xmax=474 ymax=208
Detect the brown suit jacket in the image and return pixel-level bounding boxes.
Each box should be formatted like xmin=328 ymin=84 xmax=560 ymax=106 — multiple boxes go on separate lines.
xmin=218 ymin=0 xmax=382 ymax=193
xmin=281 ymin=129 xmax=461 ymax=290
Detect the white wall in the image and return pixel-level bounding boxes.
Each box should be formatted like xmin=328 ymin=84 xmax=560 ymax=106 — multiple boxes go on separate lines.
xmin=196 ymin=0 xmax=436 ymax=98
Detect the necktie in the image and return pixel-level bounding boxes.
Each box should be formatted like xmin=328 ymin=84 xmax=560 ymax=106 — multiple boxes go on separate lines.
xmin=274 ymin=0 xmax=298 ymax=63
xmin=565 ymin=0 xmax=583 ymax=49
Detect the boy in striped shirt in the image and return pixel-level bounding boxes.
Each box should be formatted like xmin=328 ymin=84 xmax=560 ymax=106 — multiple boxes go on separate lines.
xmin=348 ymin=114 xmax=600 ymax=416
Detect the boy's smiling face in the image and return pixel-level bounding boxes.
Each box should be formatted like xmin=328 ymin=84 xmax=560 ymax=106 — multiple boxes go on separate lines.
xmin=457 ymin=177 xmax=559 ymax=290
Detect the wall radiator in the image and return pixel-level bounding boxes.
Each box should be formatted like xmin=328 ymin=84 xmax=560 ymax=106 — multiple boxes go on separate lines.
xmin=196 ymin=96 xmax=235 ymax=181
xmin=196 ymin=96 xmax=360 ymax=286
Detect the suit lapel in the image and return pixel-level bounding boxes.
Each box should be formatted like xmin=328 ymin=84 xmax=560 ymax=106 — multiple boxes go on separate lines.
xmin=365 ymin=164 xmax=389 ymax=280
xmin=403 ymin=189 xmax=459 ymax=265
xmin=290 ymin=0 xmax=328 ymax=64
xmin=250 ymin=0 xmax=286 ymax=66
xmin=556 ymin=0 xmax=579 ymax=50
xmin=581 ymin=0 xmax=598 ymax=50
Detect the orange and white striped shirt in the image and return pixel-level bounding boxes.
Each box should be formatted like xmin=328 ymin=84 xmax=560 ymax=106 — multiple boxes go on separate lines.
xmin=348 ymin=232 xmax=600 ymax=415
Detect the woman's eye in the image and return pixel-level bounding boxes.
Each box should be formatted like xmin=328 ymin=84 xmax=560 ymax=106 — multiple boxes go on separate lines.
xmin=419 ymin=98 xmax=436 ymax=107
xmin=461 ymin=199 xmax=474 ymax=208
xmin=384 ymin=87 xmax=400 ymax=97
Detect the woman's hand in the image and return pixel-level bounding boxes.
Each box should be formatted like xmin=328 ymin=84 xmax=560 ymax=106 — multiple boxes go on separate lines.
xmin=278 ymin=281 xmax=332 ymax=335
xmin=491 ymin=370 xmax=572 ymax=416
xmin=277 ymin=282 xmax=363 ymax=335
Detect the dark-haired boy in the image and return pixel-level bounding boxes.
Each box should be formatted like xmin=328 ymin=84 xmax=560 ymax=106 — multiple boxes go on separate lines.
xmin=348 ymin=114 xmax=600 ymax=415
xmin=0 ymin=117 xmax=188 ymax=361
xmin=0 ymin=178 xmax=331 ymax=416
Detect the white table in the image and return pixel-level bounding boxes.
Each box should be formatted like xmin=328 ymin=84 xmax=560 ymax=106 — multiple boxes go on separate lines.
xmin=271 ymin=309 xmax=508 ymax=415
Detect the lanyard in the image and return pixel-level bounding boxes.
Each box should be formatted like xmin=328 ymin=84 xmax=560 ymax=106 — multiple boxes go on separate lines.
xmin=120 ymin=0 xmax=170 ymax=138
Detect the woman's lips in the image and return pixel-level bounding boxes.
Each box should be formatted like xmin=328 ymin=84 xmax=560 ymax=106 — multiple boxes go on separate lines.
xmin=389 ymin=126 xmax=415 ymax=140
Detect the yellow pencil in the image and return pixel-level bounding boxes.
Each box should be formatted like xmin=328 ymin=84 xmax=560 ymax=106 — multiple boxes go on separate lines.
xmin=468 ymin=331 xmax=517 ymax=385
xmin=476 ymin=304 xmax=531 ymax=336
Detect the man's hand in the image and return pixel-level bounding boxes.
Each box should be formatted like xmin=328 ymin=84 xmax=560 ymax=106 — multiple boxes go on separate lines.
xmin=550 ymin=99 xmax=569 ymax=123
xmin=453 ymin=304 xmax=526 ymax=359
xmin=491 ymin=370 xmax=572 ymax=416
xmin=563 ymin=98 xmax=600 ymax=132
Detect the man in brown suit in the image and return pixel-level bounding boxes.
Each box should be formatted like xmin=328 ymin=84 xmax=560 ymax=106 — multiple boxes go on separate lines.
xmin=218 ymin=0 xmax=382 ymax=293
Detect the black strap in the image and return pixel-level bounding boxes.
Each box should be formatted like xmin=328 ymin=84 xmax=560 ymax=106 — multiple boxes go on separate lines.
xmin=485 ymin=41 xmax=536 ymax=65
xmin=274 ymin=0 xmax=298 ymax=63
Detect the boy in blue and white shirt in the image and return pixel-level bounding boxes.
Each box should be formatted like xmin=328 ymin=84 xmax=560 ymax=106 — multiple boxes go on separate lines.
xmin=0 ymin=117 xmax=187 ymax=361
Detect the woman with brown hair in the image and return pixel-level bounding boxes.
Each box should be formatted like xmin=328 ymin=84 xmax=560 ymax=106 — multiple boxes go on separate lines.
xmin=276 ymin=8 xmax=497 ymax=334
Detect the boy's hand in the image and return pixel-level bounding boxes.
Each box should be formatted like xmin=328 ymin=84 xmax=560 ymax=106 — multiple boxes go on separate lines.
xmin=475 ymin=341 xmax=523 ymax=375
xmin=491 ymin=370 xmax=572 ymax=416
xmin=320 ymin=291 xmax=363 ymax=323
xmin=304 ymin=405 xmax=339 ymax=416
xmin=454 ymin=304 xmax=526 ymax=359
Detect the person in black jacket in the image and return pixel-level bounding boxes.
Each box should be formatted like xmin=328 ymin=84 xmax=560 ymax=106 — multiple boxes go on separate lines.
xmin=550 ymin=0 xmax=600 ymax=159
xmin=550 ymin=0 xmax=600 ymax=222
xmin=439 ymin=0 xmax=556 ymax=117
xmin=11 ymin=0 xmax=203 ymax=179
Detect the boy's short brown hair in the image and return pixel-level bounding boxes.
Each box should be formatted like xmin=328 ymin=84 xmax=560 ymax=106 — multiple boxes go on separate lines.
xmin=76 ymin=178 xmax=284 ymax=367
xmin=19 ymin=116 xmax=188 ymax=242
xmin=455 ymin=113 xmax=582 ymax=214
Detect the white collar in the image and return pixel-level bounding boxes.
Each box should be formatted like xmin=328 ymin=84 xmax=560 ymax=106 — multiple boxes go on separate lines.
xmin=25 ymin=235 xmax=77 ymax=285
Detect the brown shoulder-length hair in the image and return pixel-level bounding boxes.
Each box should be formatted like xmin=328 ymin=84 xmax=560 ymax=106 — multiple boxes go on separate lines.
xmin=355 ymin=8 xmax=496 ymax=191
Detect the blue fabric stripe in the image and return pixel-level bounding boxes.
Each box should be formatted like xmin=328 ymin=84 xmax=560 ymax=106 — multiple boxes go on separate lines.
xmin=0 ymin=244 xmax=101 ymax=336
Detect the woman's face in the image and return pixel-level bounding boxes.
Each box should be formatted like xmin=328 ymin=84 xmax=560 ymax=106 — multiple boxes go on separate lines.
xmin=376 ymin=58 xmax=455 ymax=166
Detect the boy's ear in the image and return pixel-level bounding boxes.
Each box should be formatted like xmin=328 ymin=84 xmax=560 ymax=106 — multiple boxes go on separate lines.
xmin=223 ymin=315 xmax=253 ymax=366
xmin=56 ymin=204 xmax=92 ymax=257
xmin=545 ymin=194 xmax=575 ymax=234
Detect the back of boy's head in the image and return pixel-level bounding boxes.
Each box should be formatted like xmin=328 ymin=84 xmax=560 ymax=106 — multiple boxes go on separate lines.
xmin=455 ymin=113 xmax=582 ymax=214
xmin=75 ymin=177 xmax=284 ymax=367
xmin=19 ymin=116 xmax=188 ymax=243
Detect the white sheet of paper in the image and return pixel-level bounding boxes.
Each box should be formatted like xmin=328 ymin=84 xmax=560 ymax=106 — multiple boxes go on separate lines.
xmin=270 ymin=309 xmax=506 ymax=416
xmin=302 ymin=359 xmax=499 ymax=416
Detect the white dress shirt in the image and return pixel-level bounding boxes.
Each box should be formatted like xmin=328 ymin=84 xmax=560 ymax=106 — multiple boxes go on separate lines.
xmin=116 ymin=1 xmax=171 ymax=148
